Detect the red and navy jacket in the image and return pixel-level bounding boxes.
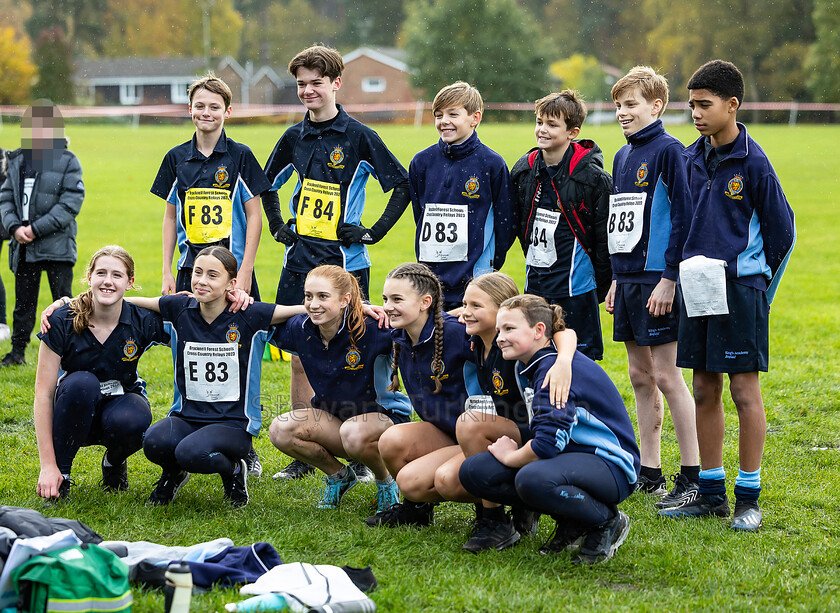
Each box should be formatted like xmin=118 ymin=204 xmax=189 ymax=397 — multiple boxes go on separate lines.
xmin=409 ymin=131 xmax=517 ymax=304
xmin=519 ymin=347 xmax=640 ymax=486
xmin=610 ymin=120 xmax=691 ymax=283
xmin=682 ymin=123 xmax=795 ymax=303
xmin=511 ymin=141 xmax=612 ymax=302
xmin=391 ymin=313 xmax=482 ymax=437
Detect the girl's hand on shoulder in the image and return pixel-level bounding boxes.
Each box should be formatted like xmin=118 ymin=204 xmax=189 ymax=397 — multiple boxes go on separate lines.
xmin=363 ymin=303 xmax=390 ymax=329
xmin=543 ymin=356 xmax=572 ymax=408
xmin=36 ymin=465 xmax=64 ymax=499
xmin=39 ymin=296 xmax=71 ymax=334
xmin=226 ymin=288 xmax=254 ymax=312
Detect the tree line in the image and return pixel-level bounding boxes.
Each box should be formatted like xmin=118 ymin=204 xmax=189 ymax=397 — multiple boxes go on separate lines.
xmin=1 ymin=0 xmax=837 ymax=105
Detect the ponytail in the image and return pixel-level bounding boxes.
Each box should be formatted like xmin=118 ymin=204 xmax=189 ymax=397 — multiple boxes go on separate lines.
xmin=499 ymin=294 xmax=566 ymax=334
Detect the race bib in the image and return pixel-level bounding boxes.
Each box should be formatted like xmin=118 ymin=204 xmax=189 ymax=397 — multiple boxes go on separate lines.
xmin=99 ymin=380 xmax=124 ymax=396
xmin=418 ymin=203 xmax=468 ymax=262
xmin=184 ymin=188 xmax=233 ymax=244
xmin=525 ymin=209 xmax=561 ymax=268
xmin=22 ymin=178 xmax=35 ymax=221
xmin=608 ymin=193 xmax=646 ymax=254
xmin=184 ymin=342 xmax=240 ymax=402
xmin=523 ymin=387 xmax=535 ymax=423
xmin=464 ymin=395 xmax=497 ymax=415
xmin=296 ymin=178 xmax=341 ymax=240
xmin=679 ymin=255 xmax=729 ymax=317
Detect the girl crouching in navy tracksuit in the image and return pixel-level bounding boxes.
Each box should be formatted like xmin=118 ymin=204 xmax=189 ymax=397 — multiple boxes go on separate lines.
xmin=365 ymin=263 xmax=481 ymax=527
xmin=440 ymin=272 xmax=577 ymax=553
xmin=129 ymin=246 xmax=305 ymax=508
xmin=35 ymin=245 xmax=169 ymax=501
xmin=459 ymin=294 xmax=640 ymax=564
xmin=268 ymin=265 xmax=411 ymax=512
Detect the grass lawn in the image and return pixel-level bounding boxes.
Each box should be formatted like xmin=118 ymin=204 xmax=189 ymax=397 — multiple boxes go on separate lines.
xmin=1 ymin=119 xmax=839 ymax=611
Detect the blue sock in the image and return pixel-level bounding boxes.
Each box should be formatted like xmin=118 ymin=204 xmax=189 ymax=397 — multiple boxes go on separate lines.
xmin=698 ymin=467 xmax=726 ymax=496
xmin=734 ymin=468 xmax=761 ymax=502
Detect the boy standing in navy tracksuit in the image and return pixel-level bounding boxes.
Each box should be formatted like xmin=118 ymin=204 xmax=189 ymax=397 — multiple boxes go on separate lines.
xmin=510 ymin=90 xmax=612 ymax=360
xmin=409 ymin=81 xmax=517 ymax=311
xmin=152 ymin=73 xmax=270 ymax=298
xmin=262 ymin=45 xmax=410 ymax=481
xmin=659 ymin=61 xmax=795 ymax=531
xmin=606 ymin=67 xmax=700 ymax=505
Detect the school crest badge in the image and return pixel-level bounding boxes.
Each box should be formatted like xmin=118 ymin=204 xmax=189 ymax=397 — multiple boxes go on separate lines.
xmin=121 ymin=338 xmax=138 ymax=361
xmin=214 ymin=165 xmax=230 ymax=188
xmin=635 ymin=162 xmax=649 ymax=187
xmin=328 ymin=145 xmax=345 ymax=169
xmin=344 ymin=347 xmax=363 ymax=370
xmin=226 ymin=324 xmax=240 ymax=344
xmin=491 ymin=368 xmax=509 ymax=395
xmin=725 ymin=174 xmax=744 ymax=200
xmin=430 ymin=358 xmax=449 ymax=381
xmin=462 ymin=175 xmax=480 ymax=199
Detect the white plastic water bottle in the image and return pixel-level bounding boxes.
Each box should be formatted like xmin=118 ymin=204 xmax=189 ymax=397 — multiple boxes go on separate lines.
xmin=164 ymin=561 xmax=193 ymax=613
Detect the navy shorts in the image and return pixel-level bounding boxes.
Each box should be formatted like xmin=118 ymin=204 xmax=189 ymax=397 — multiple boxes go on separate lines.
xmin=676 ymin=280 xmax=769 ymax=373
xmin=537 ymin=289 xmax=603 ymax=361
xmin=275 ymin=267 xmax=370 ymax=306
xmin=613 ymin=281 xmax=681 ymax=346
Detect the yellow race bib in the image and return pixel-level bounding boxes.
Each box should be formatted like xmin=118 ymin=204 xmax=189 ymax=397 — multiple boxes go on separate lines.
xmin=296 ymin=179 xmax=341 ymax=241
xmin=184 ymin=188 xmax=233 ymax=244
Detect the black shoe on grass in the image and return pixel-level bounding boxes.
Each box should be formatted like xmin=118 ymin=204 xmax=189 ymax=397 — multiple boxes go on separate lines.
xmin=539 ymin=519 xmax=587 ymax=554
xmin=658 ymin=493 xmax=730 ymax=519
xmin=462 ymin=515 xmax=521 ymax=553
xmin=365 ymin=501 xmax=434 ymax=527
xmin=223 ymin=459 xmax=249 ymax=508
xmin=100 ymin=452 xmax=129 ymax=492
xmin=272 ymin=458 xmax=315 ymax=480
xmin=655 ymin=473 xmax=699 ymax=510
xmin=147 ymin=470 xmax=190 ymax=506
xmin=572 ymin=511 xmax=631 ymax=565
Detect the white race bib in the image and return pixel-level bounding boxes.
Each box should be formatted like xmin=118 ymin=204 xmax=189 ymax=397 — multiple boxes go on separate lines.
xmin=464 ymin=395 xmax=497 ymax=415
xmin=608 ymin=193 xmax=646 ymax=254
xmin=418 ymin=203 xmax=468 ymax=262
xmin=679 ymin=256 xmax=729 ymax=317
xmin=525 ymin=209 xmax=561 ymax=268
xmin=184 ymin=342 xmax=240 ymax=402
xmin=99 ymin=379 xmax=124 ymax=396
xmin=522 ymin=387 xmax=535 ymax=423
xmin=22 ymin=177 xmax=35 ymax=221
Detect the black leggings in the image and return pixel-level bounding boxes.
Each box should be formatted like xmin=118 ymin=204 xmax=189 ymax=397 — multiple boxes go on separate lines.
xmin=459 ymin=451 xmax=632 ymax=529
xmin=143 ymin=415 xmax=252 ymax=477
xmin=52 ymin=371 xmax=152 ymax=474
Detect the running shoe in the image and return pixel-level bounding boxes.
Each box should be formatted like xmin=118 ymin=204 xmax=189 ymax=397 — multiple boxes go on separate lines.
xmin=147 ymin=470 xmax=190 ymax=506
xmin=272 ymin=459 xmax=315 ymax=480
xmin=317 ymin=466 xmax=359 ymax=509
xmin=572 ymin=511 xmax=631 ymax=564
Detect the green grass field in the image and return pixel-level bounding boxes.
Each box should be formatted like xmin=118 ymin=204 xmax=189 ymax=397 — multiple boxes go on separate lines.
xmin=1 ymin=120 xmax=839 ymax=611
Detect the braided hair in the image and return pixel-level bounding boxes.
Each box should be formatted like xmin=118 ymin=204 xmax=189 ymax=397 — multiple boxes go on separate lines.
xmin=385 ymin=263 xmax=445 ymax=394
xmin=71 ymin=245 xmax=136 ymax=334
xmin=305 ymin=265 xmax=366 ymax=348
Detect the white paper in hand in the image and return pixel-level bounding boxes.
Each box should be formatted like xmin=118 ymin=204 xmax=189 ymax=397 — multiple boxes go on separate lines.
xmin=679 ymin=255 xmax=729 ymax=317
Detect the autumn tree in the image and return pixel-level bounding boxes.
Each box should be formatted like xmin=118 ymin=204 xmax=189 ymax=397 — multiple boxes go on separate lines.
xmin=402 ymin=0 xmax=548 ymax=102
xmin=101 ymin=0 xmax=243 ymax=59
xmin=0 ymin=26 xmax=37 ymax=104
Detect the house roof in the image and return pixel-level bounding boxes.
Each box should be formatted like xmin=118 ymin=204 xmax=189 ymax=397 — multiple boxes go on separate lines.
xmin=343 ymin=47 xmax=409 ymax=73
xmin=75 ymin=57 xmax=210 ymax=81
